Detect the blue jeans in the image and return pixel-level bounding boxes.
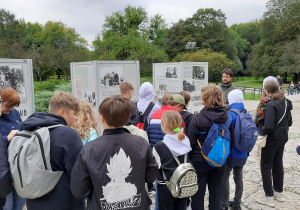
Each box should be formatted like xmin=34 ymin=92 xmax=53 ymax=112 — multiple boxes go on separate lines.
xmin=3 ymin=188 xmax=26 ymax=210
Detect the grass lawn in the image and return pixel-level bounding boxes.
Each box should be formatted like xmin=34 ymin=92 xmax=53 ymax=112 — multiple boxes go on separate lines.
xmin=244 ymin=92 xmax=261 ymax=100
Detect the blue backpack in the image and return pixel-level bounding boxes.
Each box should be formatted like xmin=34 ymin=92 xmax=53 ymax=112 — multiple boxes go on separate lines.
xmin=197 ymin=116 xmax=232 ymax=167
xmin=229 ymin=109 xmax=259 ymax=152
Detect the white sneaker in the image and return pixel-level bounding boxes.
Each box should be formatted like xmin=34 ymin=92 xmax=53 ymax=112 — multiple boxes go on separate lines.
xmin=274 ymin=191 xmax=285 ymax=202
xmin=256 ymin=196 xmax=275 ymax=208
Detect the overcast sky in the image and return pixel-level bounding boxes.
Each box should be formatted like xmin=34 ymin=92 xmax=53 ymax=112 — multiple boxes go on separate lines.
xmin=2 ymin=0 xmax=269 ymax=47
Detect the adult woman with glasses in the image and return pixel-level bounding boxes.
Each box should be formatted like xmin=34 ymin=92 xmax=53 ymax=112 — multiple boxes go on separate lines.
xmin=0 ymin=89 xmax=24 ymax=210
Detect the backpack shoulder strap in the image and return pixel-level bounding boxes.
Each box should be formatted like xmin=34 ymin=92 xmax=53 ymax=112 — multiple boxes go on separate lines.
xmin=224 ymin=116 xmax=232 ymax=128
xmin=229 ymin=108 xmax=240 ymax=114
xmin=161 ymin=140 xmax=185 ymax=165
xmin=45 ymin=124 xmax=66 ymax=130
xmin=143 ymin=102 xmax=155 ymax=117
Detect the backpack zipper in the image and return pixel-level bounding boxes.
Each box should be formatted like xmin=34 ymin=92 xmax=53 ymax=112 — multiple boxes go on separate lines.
xmin=221 ymin=141 xmax=225 ymax=163
xmin=34 ymin=132 xmax=48 ymax=170
xmin=17 ymin=146 xmax=24 ymax=188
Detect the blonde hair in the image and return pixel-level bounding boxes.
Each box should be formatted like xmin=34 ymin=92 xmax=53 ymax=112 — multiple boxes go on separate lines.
xmin=72 ymin=101 xmax=98 ymax=139
xmin=161 ymin=111 xmax=185 ymax=141
xmin=201 ymin=85 xmax=224 ymax=108
xmin=49 ymin=91 xmax=79 ymax=114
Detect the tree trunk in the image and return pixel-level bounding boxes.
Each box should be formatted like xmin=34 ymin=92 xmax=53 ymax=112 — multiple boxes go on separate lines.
xmin=284 ymin=72 xmax=288 ymax=83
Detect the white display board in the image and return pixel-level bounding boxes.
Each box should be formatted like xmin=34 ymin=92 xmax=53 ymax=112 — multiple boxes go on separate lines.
xmin=0 ymin=59 xmax=35 ymax=121
xmin=70 ymin=60 xmax=140 ymax=133
xmin=153 ymin=62 xmax=208 ymax=114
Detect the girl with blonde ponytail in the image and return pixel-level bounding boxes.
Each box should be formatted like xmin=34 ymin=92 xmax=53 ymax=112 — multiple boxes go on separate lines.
xmin=152 ymin=110 xmax=192 ymax=210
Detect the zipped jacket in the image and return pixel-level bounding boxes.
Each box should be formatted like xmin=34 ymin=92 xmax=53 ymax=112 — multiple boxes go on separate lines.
xmin=0 ymin=108 xmax=22 ymax=142
xmin=219 ymin=83 xmax=237 ymax=110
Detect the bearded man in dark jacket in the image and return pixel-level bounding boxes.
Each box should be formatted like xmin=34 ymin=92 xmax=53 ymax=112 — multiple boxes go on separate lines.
xmin=219 ymin=68 xmax=237 ymax=110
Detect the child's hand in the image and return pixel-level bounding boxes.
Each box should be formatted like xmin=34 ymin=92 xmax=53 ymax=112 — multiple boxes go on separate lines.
xmin=7 ymin=130 xmax=20 ymax=141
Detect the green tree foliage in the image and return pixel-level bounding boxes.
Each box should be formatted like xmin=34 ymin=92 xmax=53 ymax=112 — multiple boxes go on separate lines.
xmin=248 ymin=0 xmax=300 ymax=81
xmin=0 ymin=8 xmax=90 ymax=81
xmin=229 ymin=20 xmax=262 ymax=46
xmin=163 ymin=8 xmax=242 ymax=73
xmin=173 ymin=49 xmax=234 ymax=82
xmin=93 ymin=31 xmax=168 ymax=76
xmin=102 ymin=5 xmax=147 ymax=37
xmin=164 ymin=9 xmax=236 ymax=59
xmin=229 ymin=29 xmax=250 ymax=70
xmin=93 ymin=5 xmax=168 ymax=76
xmin=279 ymin=35 xmax=300 ymax=81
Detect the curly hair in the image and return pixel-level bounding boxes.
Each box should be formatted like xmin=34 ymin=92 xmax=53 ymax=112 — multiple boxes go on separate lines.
xmin=201 ymin=85 xmax=224 ymax=108
xmin=72 ymin=101 xmax=98 ymax=139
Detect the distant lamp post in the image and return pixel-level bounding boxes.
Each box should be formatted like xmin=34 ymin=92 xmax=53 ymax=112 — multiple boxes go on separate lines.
xmin=185 ymin=42 xmax=197 ymax=50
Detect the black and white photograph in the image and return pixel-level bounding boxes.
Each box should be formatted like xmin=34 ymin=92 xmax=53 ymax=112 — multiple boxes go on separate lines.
xmin=0 ymin=65 xmax=27 ymax=102
xmin=100 ymin=66 xmax=124 ymax=87
xmin=183 ymin=80 xmax=196 ymax=92
xmin=84 ymin=91 xmax=96 ymax=107
xmin=165 ymin=67 xmax=172 ymax=78
xmin=165 ymin=66 xmax=178 ymax=78
xmin=193 ymin=66 xmax=205 ymax=80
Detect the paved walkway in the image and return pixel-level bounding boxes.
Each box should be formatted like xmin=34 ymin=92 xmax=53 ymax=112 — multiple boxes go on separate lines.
xmin=151 ymin=94 xmax=300 ymax=210
xmin=210 ymin=94 xmax=300 ymax=210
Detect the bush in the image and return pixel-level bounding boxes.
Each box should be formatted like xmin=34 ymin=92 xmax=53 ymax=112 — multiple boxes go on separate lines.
xmin=34 ymin=80 xmax=70 ymax=92
xmin=34 ymin=82 xmax=72 ymax=112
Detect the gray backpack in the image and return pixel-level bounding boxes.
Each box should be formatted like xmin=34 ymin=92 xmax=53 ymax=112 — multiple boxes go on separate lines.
xmin=161 ymin=142 xmax=198 ymax=198
xmin=8 ymin=125 xmax=64 ymax=199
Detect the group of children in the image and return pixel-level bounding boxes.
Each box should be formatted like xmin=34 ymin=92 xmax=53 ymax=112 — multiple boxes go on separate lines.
xmin=0 ymin=76 xmax=296 ymax=210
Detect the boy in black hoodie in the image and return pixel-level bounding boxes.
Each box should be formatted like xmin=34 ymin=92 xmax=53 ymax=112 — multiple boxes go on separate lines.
xmin=187 ymin=85 xmax=235 ymax=210
xmin=21 ymin=91 xmax=85 ymax=210
xmin=71 ymin=95 xmax=158 ymax=210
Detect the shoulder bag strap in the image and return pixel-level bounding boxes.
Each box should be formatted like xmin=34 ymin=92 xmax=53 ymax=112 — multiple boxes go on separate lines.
xmin=276 ymin=99 xmax=287 ymax=126
xmin=143 ymin=102 xmax=155 ymax=117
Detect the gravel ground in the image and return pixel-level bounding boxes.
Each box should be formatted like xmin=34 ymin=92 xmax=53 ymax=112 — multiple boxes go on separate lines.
xmin=151 ymin=95 xmax=300 ymax=210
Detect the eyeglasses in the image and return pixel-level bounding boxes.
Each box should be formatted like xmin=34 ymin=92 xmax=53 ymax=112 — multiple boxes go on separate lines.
xmin=0 ymin=100 xmax=3 ymax=106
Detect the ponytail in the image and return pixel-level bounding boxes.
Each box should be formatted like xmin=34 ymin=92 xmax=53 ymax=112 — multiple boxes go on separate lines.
xmin=177 ymin=130 xmax=185 ymax=141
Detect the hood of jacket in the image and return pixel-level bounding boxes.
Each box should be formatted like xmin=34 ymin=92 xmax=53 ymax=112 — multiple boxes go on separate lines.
xmin=21 ymin=112 xmax=67 ymax=131
xmin=138 ymin=82 xmax=155 ymax=104
xmin=163 ymin=134 xmax=192 ymax=156
xmin=201 ymin=106 xmax=228 ymax=123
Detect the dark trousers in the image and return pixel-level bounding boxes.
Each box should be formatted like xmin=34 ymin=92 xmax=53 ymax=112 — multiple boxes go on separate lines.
xmin=222 ymin=165 xmax=243 ymax=208
xmin=0 ymin=197 xmax=5 ymax=210
xmin=261 ymin=139 xmax=286 ymax=196
xmin=157 ymin=184 xmax=187 ymax=210
xmin=191 ymin=160 xmax=227 ymax=210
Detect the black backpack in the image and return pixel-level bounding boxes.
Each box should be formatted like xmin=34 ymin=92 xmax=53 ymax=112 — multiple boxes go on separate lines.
xmin=136 ymin=102 xmax=155 ymax=130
